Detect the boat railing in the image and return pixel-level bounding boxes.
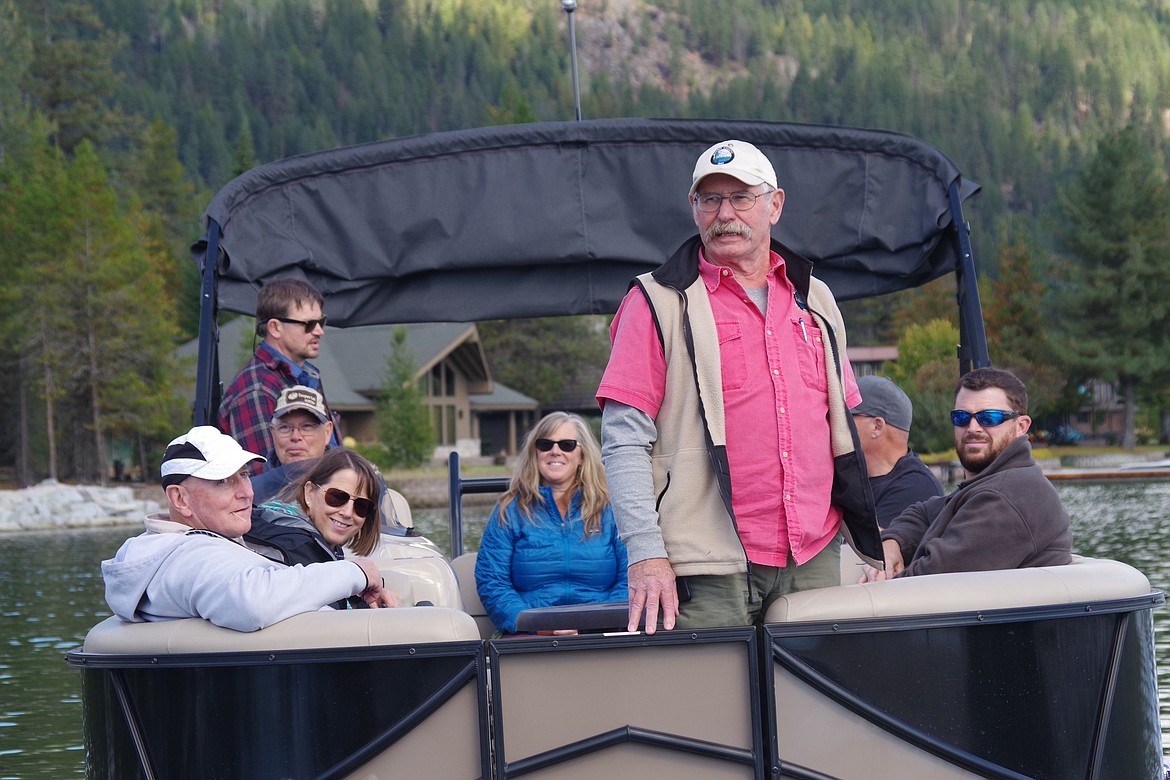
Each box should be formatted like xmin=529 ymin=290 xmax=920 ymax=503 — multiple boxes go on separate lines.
xmin=448 ymin=451 xmax=509 ymax=558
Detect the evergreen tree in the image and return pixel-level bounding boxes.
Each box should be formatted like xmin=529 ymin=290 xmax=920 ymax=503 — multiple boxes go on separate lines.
xmin=377 ymin=327 xmax=434 ymax=468
xmin=1053 ymin=124 xmax=1170 ymax=449
xmin=478 ymin=316 xmax=611 ymax=407
xmin=18 ymin=0 xmax=125 ymax=154
xmin=981 ymin=243 xmax=1068 ymax=421
xmin=118 ymin=117 xmax=205 ymax=339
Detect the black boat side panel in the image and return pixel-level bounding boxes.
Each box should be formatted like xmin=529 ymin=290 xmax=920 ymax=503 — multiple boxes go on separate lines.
xmin=77 ymin=646 xmax=485 ymax=780
xmin=768 ymin=611 xmax=1163 ymax=779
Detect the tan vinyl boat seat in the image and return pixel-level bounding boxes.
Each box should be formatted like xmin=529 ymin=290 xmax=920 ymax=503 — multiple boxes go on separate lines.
xmin=450 ymin=552 xmax=496 ymax=639
xmin=83 ymin=606 xmax=480 ymax=654
xmin=768 ymin=555 xmax=1152 ymax=623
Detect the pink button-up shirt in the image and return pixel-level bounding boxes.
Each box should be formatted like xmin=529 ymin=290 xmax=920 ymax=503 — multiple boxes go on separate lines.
xmin=597 ymin=249 xmax=860 ymax=566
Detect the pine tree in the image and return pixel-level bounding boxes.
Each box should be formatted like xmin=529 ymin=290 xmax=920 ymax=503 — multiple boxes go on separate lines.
xmin=377 ymin=327 xmax=435 ymax=468
xmin=1053 ymin=124 xmax=1170 ymax=449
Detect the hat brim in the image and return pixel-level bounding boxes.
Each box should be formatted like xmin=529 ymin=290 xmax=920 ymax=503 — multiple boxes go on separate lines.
xmin=162 ymin=452 xmax=266 ymax=484
xmin=273 ymin=403 xmax=329 ymax=423
xmin=689 ymin=170 xmax=771 ymax=197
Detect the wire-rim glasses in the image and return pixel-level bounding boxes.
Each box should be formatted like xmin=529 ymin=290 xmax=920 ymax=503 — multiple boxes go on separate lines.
xmin=692 ymin=189 xmax=772 ymax=213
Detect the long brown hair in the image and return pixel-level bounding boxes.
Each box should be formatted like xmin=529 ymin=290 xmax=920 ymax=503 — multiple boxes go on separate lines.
xmin=276 ymin=448 xmax=381 ymax=556
xmin=496 ymin=412 xmax=609 ymax=535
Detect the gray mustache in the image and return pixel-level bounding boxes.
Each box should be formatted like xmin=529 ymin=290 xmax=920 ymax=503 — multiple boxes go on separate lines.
xmin=703 ymin=221 xmax=752 ymax=244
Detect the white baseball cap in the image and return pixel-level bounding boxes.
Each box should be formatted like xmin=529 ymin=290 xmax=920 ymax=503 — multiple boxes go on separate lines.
xmin=160 ymin=426 xmax=265 ymax=487
xmin=689 ymin=140 xmax=778 ymax=197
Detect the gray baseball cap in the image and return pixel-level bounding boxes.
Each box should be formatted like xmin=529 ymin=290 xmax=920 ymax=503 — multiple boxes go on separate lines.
xmin=851 ymin=375 xmax=913 ymax=431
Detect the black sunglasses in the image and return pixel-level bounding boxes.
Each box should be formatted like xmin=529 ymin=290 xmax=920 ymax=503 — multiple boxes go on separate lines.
xmin=535 ymin=438 xmax=579 ymax=453
xmin=275 ymin=315 xmax=327 ymax=332
xmin=321 ymin=487 xmax=375 ymax=519
xmin=950 ymin=409 xmax=1022 ymax=428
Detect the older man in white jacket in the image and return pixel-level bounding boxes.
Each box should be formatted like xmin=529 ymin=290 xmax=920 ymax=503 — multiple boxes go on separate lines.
xmin=102 ymin=426 xmax=395 ymax=631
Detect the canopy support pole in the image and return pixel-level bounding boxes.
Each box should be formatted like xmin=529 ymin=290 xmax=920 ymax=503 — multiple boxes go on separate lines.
xmin=193 ymin=219 xmax=223 ymax=427
xmin=950 ymin=181 xmax=991 ymax=375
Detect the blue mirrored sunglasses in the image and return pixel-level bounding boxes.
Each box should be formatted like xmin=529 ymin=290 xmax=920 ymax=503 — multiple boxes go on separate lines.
xmin=950 ymin=409 xmax=1022 ymax=428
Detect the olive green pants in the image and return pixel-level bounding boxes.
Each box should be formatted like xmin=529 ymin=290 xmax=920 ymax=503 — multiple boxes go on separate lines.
xmin=674 ymin=537 xmax=841 ymax=629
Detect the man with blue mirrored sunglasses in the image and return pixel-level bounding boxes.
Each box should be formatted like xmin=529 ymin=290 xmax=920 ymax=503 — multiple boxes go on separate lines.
xmin=860 ymin=367 xmax=1071 ymax=581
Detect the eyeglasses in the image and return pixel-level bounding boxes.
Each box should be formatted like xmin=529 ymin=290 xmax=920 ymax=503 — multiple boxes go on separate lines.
xmin=535 ymin=438 xmax=579 ymax=453
xmin=275 ymin=316 xmax=327 ymax=332
xmin=272 ymin=421 xmax=323 ymax=437
xmin=950 ymin=409 xmax=1022 ymax=428
xmin=692 ymin=189 xmax=772 ymax=213
xmin=321 ymin=487 xmax=375 ymax=519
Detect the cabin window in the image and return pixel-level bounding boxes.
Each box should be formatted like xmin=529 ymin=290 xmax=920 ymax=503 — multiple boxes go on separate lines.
xmin=429 ymin=363 xmax=455 ymax=397
xmin=430 ymin=403 xmax=458 ymax=445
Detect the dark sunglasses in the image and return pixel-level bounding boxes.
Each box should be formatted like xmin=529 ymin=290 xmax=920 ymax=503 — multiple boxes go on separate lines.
xmin=950 ymin=409 xmax=1022 ymax=428
xmin=322 ymin=487 xmax=375 ymax=519
xmin=535 ymin=438 xmax=579 ymax=453
xmin=275 ymin=315 xmax=327 ymax=332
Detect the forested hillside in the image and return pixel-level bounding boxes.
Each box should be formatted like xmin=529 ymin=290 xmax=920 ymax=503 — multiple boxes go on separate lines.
xmin=4 ymin=0 xmax=1170 ymax=479
xmin=78 ymin=0 xmax=1170 ymax=249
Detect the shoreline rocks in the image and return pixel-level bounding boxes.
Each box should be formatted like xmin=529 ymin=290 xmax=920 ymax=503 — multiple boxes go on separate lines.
xmin=0 ymin=480 xmax=162 ymax=533
xmin=0 ymin=477 xmax=489 ymax=533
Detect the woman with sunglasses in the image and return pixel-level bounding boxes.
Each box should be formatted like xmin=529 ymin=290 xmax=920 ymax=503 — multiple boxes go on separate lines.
xmin=247 ymin=448 xmax=394 ymax=609
xmin=475 ymin=412 xmax=628 ymax=635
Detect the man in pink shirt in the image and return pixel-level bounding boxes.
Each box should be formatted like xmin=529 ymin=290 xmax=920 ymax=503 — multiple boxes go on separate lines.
xmin=597 ymin=139 xmax=881 ymax=632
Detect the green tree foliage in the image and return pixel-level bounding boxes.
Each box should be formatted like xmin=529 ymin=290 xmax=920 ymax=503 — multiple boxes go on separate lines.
xmin=17 ymin=0 xmax=125 ymax=153
xmin=887 ymin=319 xmax=962 ymax=454
xmin=0 ymin=140 xmax=186 ymax=482
xmin=376 ymin=327 xmax=435 ymax=468
xmin=981 ymin=243 xmax=1069 ymax=421
xmin=117 ymin=118 xmax=207 ymax=339
xmin=7 ymin=0 xmax=1170 ymax=475
xmin=1053 ymin=124 xmax=1170 ymax=449
xmin=478 ymin=316 xmax=611 ymax=407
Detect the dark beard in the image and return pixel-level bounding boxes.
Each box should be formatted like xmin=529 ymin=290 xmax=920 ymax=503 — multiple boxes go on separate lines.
xmin=957 ymin=436 xmax=1008 ymax=474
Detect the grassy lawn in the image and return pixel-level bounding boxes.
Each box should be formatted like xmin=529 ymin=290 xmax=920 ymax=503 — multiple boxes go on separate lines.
xmin=919 ymin=444 xmax=1170 ymax=465
xmin=385 ymin=462 xmax=513 ymax=481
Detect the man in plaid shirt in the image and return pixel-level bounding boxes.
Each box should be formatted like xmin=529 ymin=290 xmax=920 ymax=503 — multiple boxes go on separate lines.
xmin=217 ymin=279 xmax=339 ymax=474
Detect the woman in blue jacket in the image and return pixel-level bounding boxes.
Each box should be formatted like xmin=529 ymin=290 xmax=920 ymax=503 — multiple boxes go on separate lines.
xmin=475 ymin=412 xmax=628 ymax=634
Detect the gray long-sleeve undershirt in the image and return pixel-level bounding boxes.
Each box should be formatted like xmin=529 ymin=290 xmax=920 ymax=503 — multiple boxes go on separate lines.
xmin=601 ymin=400 xmax=668 ymax=565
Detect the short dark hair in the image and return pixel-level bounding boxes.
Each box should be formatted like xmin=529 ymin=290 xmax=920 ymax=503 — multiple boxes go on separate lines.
xmin=255 ymin=278 xmax=325 ymax=336
xmin=956 ymin=367 xmax=1028 ymax=414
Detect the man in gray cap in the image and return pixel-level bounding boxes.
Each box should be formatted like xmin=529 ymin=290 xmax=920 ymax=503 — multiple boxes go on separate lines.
xmin=250 ymin=385 xmax=334 ymax=504
xmin=851 ymin=375 xmax=943 ymax=527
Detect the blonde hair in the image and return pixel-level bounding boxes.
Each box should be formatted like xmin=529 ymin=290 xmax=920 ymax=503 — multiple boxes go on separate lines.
xmin=497 ymin=412 xmax=608 ymax=535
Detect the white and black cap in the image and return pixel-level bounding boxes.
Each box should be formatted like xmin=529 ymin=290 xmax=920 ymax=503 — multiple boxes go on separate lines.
xmin=160 ymin=426 xmax=265 ymax=487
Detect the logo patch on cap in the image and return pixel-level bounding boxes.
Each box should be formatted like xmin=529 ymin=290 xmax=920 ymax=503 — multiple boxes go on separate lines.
xmin=710 ymin=146 xmax=735 ymax=165
xmin=285 ymin=388 xmax=317 ymax=405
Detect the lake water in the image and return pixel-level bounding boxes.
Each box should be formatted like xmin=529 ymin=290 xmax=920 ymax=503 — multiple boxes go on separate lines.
xmin=1 ymin=483 xmax=1169 ymax=778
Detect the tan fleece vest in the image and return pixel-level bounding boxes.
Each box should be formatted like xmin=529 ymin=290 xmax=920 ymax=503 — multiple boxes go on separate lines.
xmin=637 ymin=271 xmax=857 ymax=576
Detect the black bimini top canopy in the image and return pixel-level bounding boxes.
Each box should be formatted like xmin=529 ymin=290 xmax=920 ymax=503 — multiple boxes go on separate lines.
xmin=194 ymin=118 xmax=980 ymax=326
xmin=191 ymin=118 xmax=987 ymax=424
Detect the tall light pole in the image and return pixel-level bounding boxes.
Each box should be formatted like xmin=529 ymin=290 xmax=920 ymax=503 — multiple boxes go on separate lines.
xmin=561 ymin=0 xmax=582 ymax=121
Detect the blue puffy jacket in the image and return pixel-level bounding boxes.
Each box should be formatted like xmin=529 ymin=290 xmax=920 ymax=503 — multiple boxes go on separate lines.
xmin=475 ymin=486 xmax=628 ymax=633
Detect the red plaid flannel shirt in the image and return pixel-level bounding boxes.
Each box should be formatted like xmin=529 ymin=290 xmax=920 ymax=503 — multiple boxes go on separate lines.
xmin=216 ymin=342 xmax=335 ymax=473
